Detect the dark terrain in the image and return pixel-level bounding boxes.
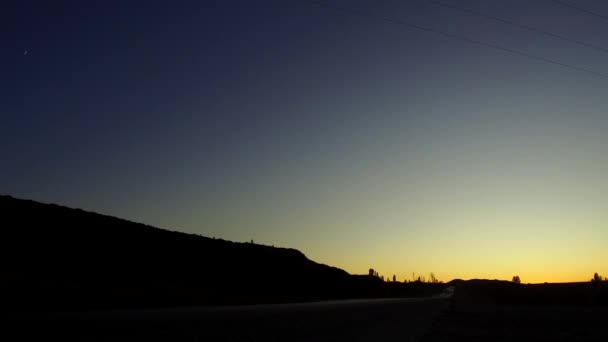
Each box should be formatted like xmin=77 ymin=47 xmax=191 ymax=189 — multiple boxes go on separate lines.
xmin=0 ymin=195 xmax=443 ymax=311
xmin=423 ymin=280 xmax=608 ymax=341
xmin=6 ymin=194 xmax=606 ymax=341
xmin=9 ymin=297 xmax=450 ymax=342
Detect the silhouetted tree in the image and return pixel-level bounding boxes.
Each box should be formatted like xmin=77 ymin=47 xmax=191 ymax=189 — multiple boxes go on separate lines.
xmin=592 ymin=273 xmax=603 ymax=282
xmin=512 ymin=275 xmax=521 ymax=284
xmin=369 ymin=268 xmax=375 ymax=276
xmin=393 ymin=274 xmax=396 ymax=282
xmin=429 ymin=272 xmax=438 ymax=283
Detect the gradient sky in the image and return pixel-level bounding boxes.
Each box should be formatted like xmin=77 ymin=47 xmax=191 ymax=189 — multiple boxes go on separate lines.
xmin=3 ymin=0 xmax=608 ymax=283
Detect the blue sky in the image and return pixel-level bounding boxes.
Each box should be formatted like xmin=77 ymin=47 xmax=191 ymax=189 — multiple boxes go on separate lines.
xmin=3 ymin=0 xmax=608 ymax=282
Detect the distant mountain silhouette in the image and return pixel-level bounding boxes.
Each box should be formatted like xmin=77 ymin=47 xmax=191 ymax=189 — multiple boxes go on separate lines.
xmin=1 ymin=195 xmax=443 ymax=311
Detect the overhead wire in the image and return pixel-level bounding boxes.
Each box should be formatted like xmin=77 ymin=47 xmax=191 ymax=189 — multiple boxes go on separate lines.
xmin=305 ymin=0 xmax=608 ymax=80
xmin=550 ymin=0 xmax=608 ymax=23
xmin=427 ymin=0 xmax=608 ymax=54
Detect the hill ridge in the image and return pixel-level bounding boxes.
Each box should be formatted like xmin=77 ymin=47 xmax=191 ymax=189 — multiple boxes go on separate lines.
xmin=1 ymin=194 xmax=444 ymax=311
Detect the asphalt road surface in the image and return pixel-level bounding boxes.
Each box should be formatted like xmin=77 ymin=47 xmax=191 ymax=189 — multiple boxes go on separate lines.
xmin=9 ymin=296 xmax=451 ymax=342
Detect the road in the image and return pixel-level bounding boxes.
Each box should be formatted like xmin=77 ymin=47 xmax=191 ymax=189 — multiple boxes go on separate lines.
xmin=10 ymin=295 xmax=452 ymax=342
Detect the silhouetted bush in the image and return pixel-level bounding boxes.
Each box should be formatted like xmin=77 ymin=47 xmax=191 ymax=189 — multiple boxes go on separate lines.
xmin=512 ymin=275 xmax=521 ymax=284
xmin=591 ymin=273 xmax=608 ymax=283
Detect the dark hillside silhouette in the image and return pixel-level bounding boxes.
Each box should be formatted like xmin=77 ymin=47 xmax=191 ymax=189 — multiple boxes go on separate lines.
xmin=0 ymin=195 xmax=443 ymax=311
xmin=0 ymin=195 xmax=349 ymax=310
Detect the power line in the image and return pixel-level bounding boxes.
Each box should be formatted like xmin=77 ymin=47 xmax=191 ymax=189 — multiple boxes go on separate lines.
xmin=306 ymin=0 xmax=608 ymax=80
xmin=427 ymin=0 xmax=608 ymax=54
xmin=550 ymin=0 xmax=608 ymax=23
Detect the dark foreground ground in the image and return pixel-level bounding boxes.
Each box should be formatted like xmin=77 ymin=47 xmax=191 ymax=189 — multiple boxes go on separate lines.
xmin=7 ymin=297 xmax=450 ymax=342
xmin=423 ymin=281 xmax=608 ymax=341
xmin=7 ymin=282 xmax=608 ymax=341
xmin=423 ymin=305 xmax=608 ymax=341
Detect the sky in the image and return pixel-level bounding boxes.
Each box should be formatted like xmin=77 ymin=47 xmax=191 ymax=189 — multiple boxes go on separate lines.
xmin=2 ymin=0 xmax=608 ymax=283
